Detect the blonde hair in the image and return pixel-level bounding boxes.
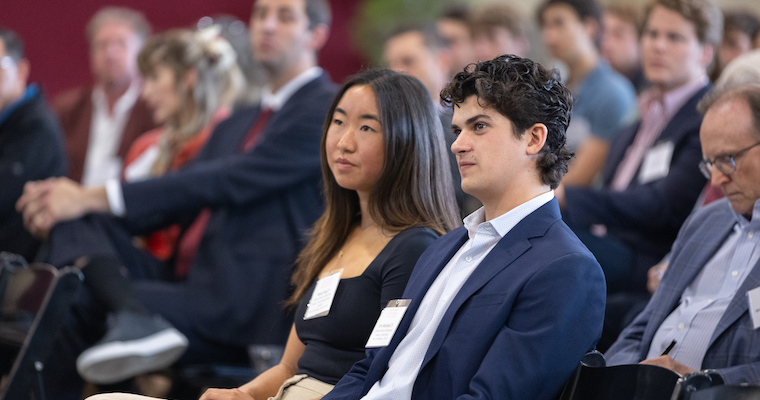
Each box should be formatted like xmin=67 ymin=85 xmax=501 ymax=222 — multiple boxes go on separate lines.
xmin=138 ymin=28 xmax=245 ymax=175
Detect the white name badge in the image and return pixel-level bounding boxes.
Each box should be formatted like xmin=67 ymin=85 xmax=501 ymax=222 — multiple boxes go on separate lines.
xmin=303 ymin=269 xmax=343 ymax=320
xmin=366 ymin=299 xmax=411 ymax=348
xmin=747 ymin=287 xmax=760 ymax=329
xmin=638 ymin=141 xmax=674 ymax=184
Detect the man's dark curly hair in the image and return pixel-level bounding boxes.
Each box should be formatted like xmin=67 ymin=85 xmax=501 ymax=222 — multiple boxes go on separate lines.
xmin=440 ymin=54 xmax=574 ymax=189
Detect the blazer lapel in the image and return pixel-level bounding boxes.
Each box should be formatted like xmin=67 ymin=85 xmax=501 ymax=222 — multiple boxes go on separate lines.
xmin=639 ymin=207 xmax=734 ymax=355
xmin=417 ymin=201 xmax=561 ymax=371
xmin=709 ymin=245 xmax=760 ymax=347
xmin=363 ymin=228 xmax=469 ymax=388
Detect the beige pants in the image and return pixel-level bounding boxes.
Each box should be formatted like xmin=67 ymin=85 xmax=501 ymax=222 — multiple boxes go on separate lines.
xmin=268 ymin=374 xmax=334 ymax=400
xmin=85 ymin=375 xmax=334 ymax=400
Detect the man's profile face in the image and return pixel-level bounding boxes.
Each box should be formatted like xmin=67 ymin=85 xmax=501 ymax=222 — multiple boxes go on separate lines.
xmin=601 ymin=12 xmax=640 ymax=75
xmin=541 ymin=4 xmax=594 ymax=64
xmin=719 ymin=29 xmax=753 ymax=71
xmin=90 ymin=20 xmax=142 ymax=87
xmin=700 ymin=97 xmax=760 ymax=216
xmin=250 ymin=0 xmax=314 ymax=71
xmin=450 ymin=95 xmax=530 ymax=204
xmin=473 ymin=27 xmax=526 ymax=61
xmin=0 ymin=39 xmax=24 ymax=111
xmin=437 ymin=18 xmax=473 ymax=72
xmin=641 ymin=5 xmax=709 ymax=92
xmin=383 ymin=31 xmax=445 ymax=99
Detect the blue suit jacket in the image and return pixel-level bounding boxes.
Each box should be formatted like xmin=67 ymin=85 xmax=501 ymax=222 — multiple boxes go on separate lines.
xmin=324 ymin=199 xmax=606 ymax=400
xmin=117 ymin=74 xmax=337 ymax=347
xmin=607 ymin=198 xmax=760 ymax=384
xmin=564 ymin=84 xmax=710 ymax=288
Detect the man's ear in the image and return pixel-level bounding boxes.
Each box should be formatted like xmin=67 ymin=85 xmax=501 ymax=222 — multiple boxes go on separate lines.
xmin=309 ymin=24 xmax=330 ymax=52
xmin=525 ymin=123 xmax=548 ymax=155
xmin=16 ymin=58 xmax=30 ymax=87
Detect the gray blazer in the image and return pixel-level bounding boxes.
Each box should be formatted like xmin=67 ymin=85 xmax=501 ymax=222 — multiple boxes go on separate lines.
xmin=606 ymin=198 xmax=760 ymax=384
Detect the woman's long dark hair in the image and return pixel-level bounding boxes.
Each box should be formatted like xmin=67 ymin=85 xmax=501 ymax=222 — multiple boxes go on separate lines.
xmin=287 ymin=69 xmax=460 ymax=306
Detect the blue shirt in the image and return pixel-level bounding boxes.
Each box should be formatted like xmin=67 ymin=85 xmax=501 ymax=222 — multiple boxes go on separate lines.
xmin=566 ymin=61 xmax=637 ymax=150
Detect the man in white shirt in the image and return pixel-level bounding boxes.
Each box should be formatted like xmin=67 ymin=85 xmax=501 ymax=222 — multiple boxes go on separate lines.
xmin=54 ymin=7 xmax=158 ymax=186
xmin=606 ymin=84 xmax=760 ymax=385
xmin=323 ymin=54 xmax=606 ymax=400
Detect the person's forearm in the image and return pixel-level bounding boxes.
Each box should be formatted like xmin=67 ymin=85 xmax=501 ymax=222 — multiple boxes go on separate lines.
xmin=239 ymin=363 xmax=296 ymax=399
xmin=84 ymin=186 xmax=111 ymax=214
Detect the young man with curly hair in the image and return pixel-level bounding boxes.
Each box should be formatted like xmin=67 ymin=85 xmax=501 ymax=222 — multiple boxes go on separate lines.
xmin=321 ymin=55 xmax=606 ymax=400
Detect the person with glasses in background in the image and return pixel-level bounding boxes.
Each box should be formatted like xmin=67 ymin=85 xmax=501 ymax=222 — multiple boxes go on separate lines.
xmin=605 ymin=83 xmax=760 ymax=385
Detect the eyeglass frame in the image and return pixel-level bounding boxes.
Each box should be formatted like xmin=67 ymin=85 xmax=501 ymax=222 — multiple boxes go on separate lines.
xmin=698 ymin=141 xmax=760 ymax=179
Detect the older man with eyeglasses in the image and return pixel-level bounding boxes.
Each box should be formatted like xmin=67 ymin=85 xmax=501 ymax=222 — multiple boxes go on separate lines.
xmin=605 ymin=83 xmax=760 ymax=385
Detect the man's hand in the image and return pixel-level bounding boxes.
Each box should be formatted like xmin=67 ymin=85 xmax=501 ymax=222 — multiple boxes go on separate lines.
xmin=199 ymin=388 xmax=256 ymax=400
xmin=15 ymin=177 xmax=109 ymax=238
xmin=640 ymin=355 xmax=696 ymax=376
xmin=647 ymin=260 xmax=669 ymax=294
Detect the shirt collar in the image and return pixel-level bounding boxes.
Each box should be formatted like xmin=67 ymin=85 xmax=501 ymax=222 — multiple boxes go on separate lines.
xmin=0 ymin=84 xmax=38 ymax=126
xmin=261 ymin=66 xmax=323 ymax=111
xmin=92 ymin=79 xmax=141 ymax=114
xmin=639 ymin=74 xmax=708 ymax=117
xmin=463 ymin=191 xmax=555 ymax=239
xmin=733 ymin=198 xmax=760 ymax=227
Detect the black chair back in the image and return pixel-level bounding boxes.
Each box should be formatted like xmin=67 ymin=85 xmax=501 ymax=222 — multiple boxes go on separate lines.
xmin=560 ymin=362 xmax=681 ymax=400
xmin=0 ymin=263 xmax=83 ymax=400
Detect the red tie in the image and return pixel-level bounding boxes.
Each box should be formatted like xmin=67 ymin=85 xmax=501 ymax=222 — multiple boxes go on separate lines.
xmin=242 ymin=107 xmax=273 ymax=152
xmin=173 ymin=107 xmax=273 ymax=277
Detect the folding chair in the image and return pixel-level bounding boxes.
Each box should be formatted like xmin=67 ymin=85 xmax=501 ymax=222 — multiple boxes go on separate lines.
xmin=559 ymin=351 xmax=681 ymax=400
xmin=0 ymin=262 xmax=83 ymax=400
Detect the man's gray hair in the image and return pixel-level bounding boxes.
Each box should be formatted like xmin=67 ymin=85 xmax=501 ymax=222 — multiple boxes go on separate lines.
xmin=86 ymin=7 xmax=151 ymax=44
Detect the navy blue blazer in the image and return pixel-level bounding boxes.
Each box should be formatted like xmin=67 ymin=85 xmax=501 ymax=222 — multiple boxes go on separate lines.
xmin=564 ymin=84 xmax=710 ymax=284
xmin=0 ymin=89 xmax=67 ymax=261
xmin=607 ymin=198 xmax=760 ymax=384
xmin=117 ymin=73 xmax=337 ymax=346
xmin=324 ymin=199 xmax=606 ymax=400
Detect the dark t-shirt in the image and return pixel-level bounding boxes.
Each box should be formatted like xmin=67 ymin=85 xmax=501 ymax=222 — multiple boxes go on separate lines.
xmin=294 ymin=226 xmax=438 ymax=384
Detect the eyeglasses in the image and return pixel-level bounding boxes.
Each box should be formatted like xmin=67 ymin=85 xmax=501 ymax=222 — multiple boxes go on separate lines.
xmin=0 ymin=56 xmax=14 ymax=70
xmin=698 ymin=141 xmax=760 ymax=179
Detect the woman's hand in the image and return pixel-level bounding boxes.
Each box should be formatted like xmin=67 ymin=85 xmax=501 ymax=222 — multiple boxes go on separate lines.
xmin=199 ymin=388 xmax=255 ymax=400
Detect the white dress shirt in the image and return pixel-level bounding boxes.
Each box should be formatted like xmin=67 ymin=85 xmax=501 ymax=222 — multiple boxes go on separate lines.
xmin=81 ymin=82 xmax=141 ymax=187
xmin=362 ymin=191 xmax=555 ymax=400
xmin=647 ymin=199 xmax=760 ymax=369
xmin=105 ymin=67 xmax=323 ymax=216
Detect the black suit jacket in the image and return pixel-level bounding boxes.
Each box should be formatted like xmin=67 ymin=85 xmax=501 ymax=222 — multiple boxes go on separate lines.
xmin=0 ymin=88 xmax=67 ymax=261
xmin=564 ymin=84 xmax=710 ymax=288
xmin=118 ymin=74 xmax=337 ymax=346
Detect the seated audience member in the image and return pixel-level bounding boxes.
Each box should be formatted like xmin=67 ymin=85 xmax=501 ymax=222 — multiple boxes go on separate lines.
xmin=602 ymin=3 xmax=649 ymax=93
xmin=470 ymin=4 xmax=530 ymax=61
xmin=539 ymin=0 xmax=637 ymax=186
xmin=606 ymin=84 xmax=760 ymax=384
xmin=318 ymin=55 xmax=606 ymax=400
xmin=556 ymin=0 xmax=722 ymax=294
xmin=54 ymin=7 xmax=158 ymax=186
xmin=710 ymin=11 xmax=760 ymax=82
xmin=0 ymin=28 xmax=67 ymax=262
xmin=16 ymin=0 xmax=336 ymax=396
xmin=91 ymin=69 xmax=462 ymax=400
xmin=436 ymin=4 xmax=474 ymax=77
xmin=382 ymin=25 xmax=476 ymax=215
xmin=123 ymin=28 xmax=243 ymax=261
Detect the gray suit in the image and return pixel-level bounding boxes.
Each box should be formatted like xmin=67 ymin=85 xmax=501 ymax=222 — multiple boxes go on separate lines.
xmin=606 ymin=198 xmax=760 ymax=384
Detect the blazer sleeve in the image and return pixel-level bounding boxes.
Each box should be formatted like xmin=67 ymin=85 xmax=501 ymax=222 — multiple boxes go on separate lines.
xmin=455 ymin=252 xmax=606 ymax=400
xmin=323 ymin=348 xmax=380 ymax=400
xmin=563 ymin=123 xmax=705 ymax=234
xmin=120 ymin=105 xmax=325 ymax=227
xmin=604 ymin=303 xmax=652 ymax=365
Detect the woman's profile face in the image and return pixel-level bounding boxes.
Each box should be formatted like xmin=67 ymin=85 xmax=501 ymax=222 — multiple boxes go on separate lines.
xmin=142 ymin=63 xmax=183 ymax=124
xmin=325 ymin=84 xmax=385 ymax=196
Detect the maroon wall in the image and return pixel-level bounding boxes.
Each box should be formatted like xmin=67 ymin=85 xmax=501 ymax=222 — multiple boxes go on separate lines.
xmin=0 ymin=0 xmax=365 ymax=98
